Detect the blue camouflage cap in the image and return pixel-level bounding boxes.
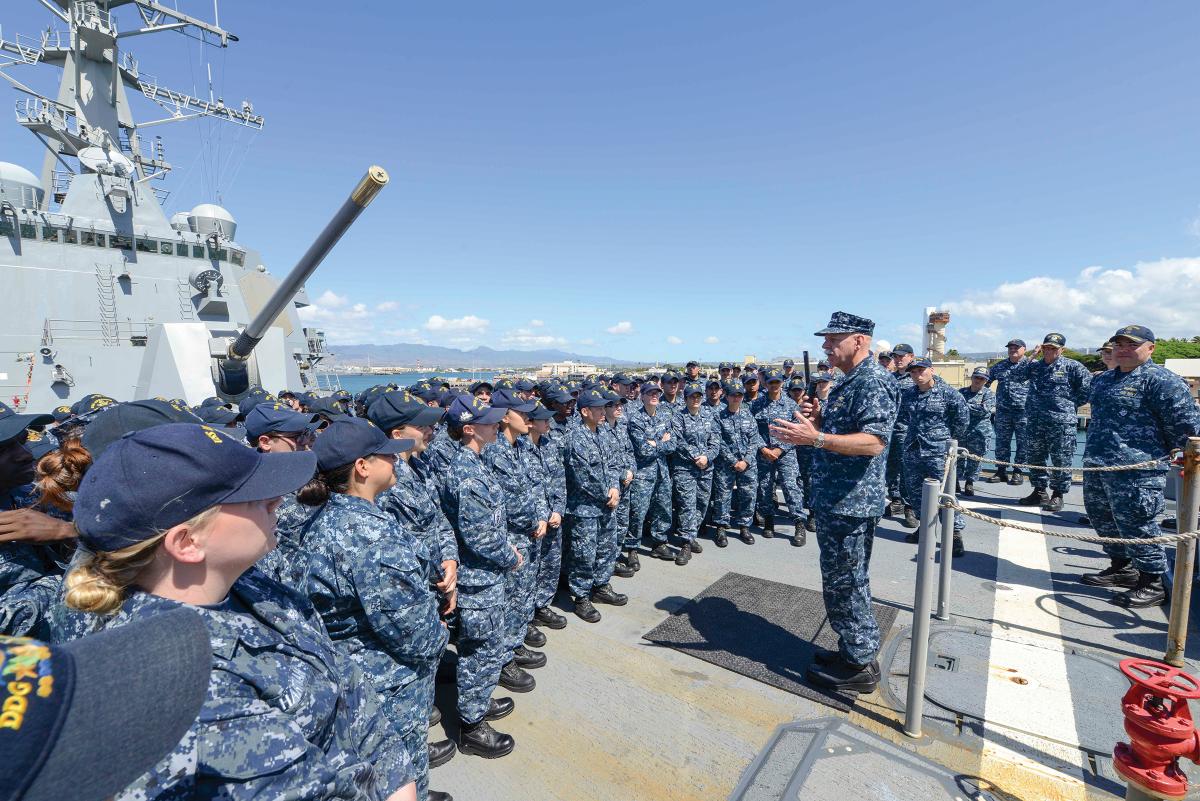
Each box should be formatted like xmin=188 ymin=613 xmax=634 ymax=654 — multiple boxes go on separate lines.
xmin=972 ymin=367 xmax=989 ymax=379
xmin=891 ymin=343 xmax=914 ymax=356
xmin=683 ymin=381 xmax=705 ymax=397
xmin=1006 ymin=338 xmax=1026 ymax=348
xmin=722 ymin=381 xmax=745 ymax=396
xmin=814 ymin=371 xmax=835 ymax=383
xmin=0 ymin=401 xmax=52 ymax=443
xmin=576 ymin=389 xmax=610 ymax=408
xmin=367 ymin=389 xmax=445 ymax=430
xmin=81 ymin=399 xmax=201 ymax=459
xmin=75 ymin=423 xmax=317 ymax=551
xmin=601 ymin=390 xmax=621 ymax=404
xmin=490 ymin=388 xmax=538 ymax=414
xmin=313 ymin=417 xmax=412 ymax=471
xmin=1042 ymin=332 xmax=1066 ymax=347
xmin=1112 ymin=324 xmax=1155 ymax=344
xmin=906 ymin=357 xmax=933 ymax=370
xmin=528 ymin=401 xmax=556 ymax=420
xmin=437 ymin=388 xmax=460 ymax=408
xmin=469 ymin=380 xmax=494 ymax=394
xmin=783 ymin=358 xmax=795 ymax=368
xmin=743 ymin=363 xmax=758 ymax=372
xmin=763 ymin=368 xmax=784 ymax=383
xmin=741 ymin=372 xmax=758 ymax=384
xmin=244 ymin=402 xmax=321 ymax=442
xmin=514 ymin=378 xmax=536 ymax=392
xmin=409 ymin=383 xmax=440 ymax=402
xmin=544 ymin=388 xmax=574 ymax=405
xmin=611 ymin=373 xmax=632 ymax=385
xmin=706 ymin=378 xmax=722 ymax=389
xmin=640 ymin=381 xmax=663 ymax=396
xmin=492 ymin=378 xmax=514 ymax=390
xmin=786 ymin=377 xmax=807 ymax=391
xmin=237 ymin=388 xmax=275 ymax=417
xmin=447 ymin=394 xmax=507 ymax=426
xmin=814 ymin=311 xmax=875 ymax=336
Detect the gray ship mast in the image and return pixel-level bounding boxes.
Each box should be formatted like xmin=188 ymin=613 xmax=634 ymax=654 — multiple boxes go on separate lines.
xmin=0 ymin=2 xmax=381 ymax=411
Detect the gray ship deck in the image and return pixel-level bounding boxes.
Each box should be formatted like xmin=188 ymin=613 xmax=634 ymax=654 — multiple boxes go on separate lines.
xmin=431 ymin=478 xmax=1198 ymax=801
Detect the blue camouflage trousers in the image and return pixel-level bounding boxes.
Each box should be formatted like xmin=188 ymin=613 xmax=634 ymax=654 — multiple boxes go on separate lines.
xmin=455 ymin=592 xmax=506 ymax=725
xmin=672 ymin=465 xmax=715 ymax=541
xmin=565 ymin=515 xmax=605 ymax=598
xmin=886 ymin=432 xmax=905 ymax=500
xmin=502 ymin=535 xmax=537 ymax=653
xmin=382 ymin=663 xmax=436 ymax=801
xmin=533 ymin=523 xmax=563 ymax=610
xmin=596 ymin=506 xmax=622 ymax=585
xmin=797 ymin=448 xmax=814 ymax=513
xmin=756 ymin=449 xmax=805 ymax=520
xmin=1082 ymin=471 xmax=1168 ymax=574
xmin=710 ymin=461 xmax=758 ymax=527
xmin=901 ymin=449 xmax=964 ymax=532
xmin=627 ymin=468 xmax=673 ymax=547
xmin=958 ymin=427 xmax=993 ymax=483
xmin=994 ymin=407 xmax=1029 ymax=474
xmin=1027 ymin=414 xmax=1077 ymax=493
xmin=816 ymin=512 xmax=880 ymax=666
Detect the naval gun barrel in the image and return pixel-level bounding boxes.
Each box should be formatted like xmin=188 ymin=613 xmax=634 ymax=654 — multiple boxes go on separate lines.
xmin=226 ymin=166 xmax=389 ymax=361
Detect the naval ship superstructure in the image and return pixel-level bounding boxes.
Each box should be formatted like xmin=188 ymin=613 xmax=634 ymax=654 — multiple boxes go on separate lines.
xmin=0 ymin=1 xmax=332 ymax=412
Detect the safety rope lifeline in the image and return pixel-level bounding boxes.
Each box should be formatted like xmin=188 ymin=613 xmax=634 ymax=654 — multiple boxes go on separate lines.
xmin=956 ymin=450 xmax=1177 ymax=473
xmin=938 ymin=496 xmax=1199 ymax=546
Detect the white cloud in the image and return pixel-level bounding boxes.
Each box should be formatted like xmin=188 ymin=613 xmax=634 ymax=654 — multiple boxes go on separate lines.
xmin=704 ymin=336 xmax=719 ymax=344
xmin=500 ymin=327 xmax=568 ymax=349
xmin=529 ymin=319 xmax=545 ymax=328
xmin=666 ymin=335 xmax=683 ymax=345
xmin=607 ymin=321 xmax=634 ymax=335
xmin=376 ymin=301 xmax=399 ymax=312
xmin=424 ymin=314 xmax=490 ymax=333
xmin=576 ymin=338 xmax=597 ymax=347
xmin=941 ymin=257 xmax=1200 ymax=352
xmin=315 ymin=289 xmax=348 ymax=308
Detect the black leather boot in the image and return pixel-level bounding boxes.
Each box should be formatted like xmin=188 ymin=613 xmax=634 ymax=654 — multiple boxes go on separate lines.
xmin=458 ymin=719 xmax=515 ymax=759
xmin=986 ymin=468 xmax=1008 ymax=484
xmin=523 ymin=625 xmax=546 ymax=648
xmin=674 ymin=542 xmax=692 ymax=565
xmin=1111 ymin=571 xmax=1167 ymax=608
xmin=428 ymin=738 xmax=457 ymax=768
xmin=534 ymin=606 xmax=567 ymax=630
xmin=805 ymin=657 xmax=880 ymax=693
xmin=688 ymin=539 xmax=703 ymax=554
xmin=429 ymin=704 xmax=442 ymax=727
xmin=761 ymin=516 xmax=775 ymax=538
xmin=1081 ymin=559 xmax=1138 ymax=588
xmin=429 ymin=791 xmax=455 ymax=801
xmin=962 ymin=481 xmax=975 ymax=497
xmin=1042 ymin=491 xmax=1064 ymax=512
xmin=952 ymin=535 xmax=965 ymax=558
xmin=498 ymin=660 xmax=535 ymax=693
xmin=1018 ymin=488 xmax=1046 ymax=506
xmin=714 ymin=528 xmax=728 ymax=547
xmin=573 ymin=596 xmax=601 ymax=623
xmin=1007 ymin=472 xmax=1024 ymax=486
xmin=513 ymin=645 xmax=546 ymax=669
xmin=623 ymin=548 xmax=641 ymax=572
xmin=901 ymin=507 xmax=919 ymax=528
xmin=650 ymin=543 xmax=676 ymax=560
xmin=739 ymin=525 xmax=754 ymax=545
xmin=612 ymin=559 xmax=635 ymax=578
xmin=484 ymin=696 xmax=514 ymax=721
xmin=591 ymin=583 xmax=628 ymax=606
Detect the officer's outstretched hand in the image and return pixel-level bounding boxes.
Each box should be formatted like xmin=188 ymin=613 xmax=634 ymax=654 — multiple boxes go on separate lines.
xmin=800 ymin=397 xmax=822 ymax=424
xmin=770 ymin=415 xmax=819 ymax=447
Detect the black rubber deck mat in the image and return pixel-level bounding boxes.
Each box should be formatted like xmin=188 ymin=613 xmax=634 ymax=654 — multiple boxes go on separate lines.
xmin=643 ymin=571 xmax=897 ymax=712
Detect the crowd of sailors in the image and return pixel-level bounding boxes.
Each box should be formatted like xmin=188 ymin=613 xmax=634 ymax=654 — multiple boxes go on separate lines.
xmin=1 ymin=311 xmax=1198 ymax=801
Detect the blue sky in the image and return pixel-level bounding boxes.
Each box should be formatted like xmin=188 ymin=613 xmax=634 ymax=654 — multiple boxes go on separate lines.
xmin=4 ymin=1 xmax=1200 ymax=360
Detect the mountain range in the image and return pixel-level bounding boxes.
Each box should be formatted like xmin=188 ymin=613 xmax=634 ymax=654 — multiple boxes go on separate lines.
xmin=329 ymin=343 xmax=639 ymax=368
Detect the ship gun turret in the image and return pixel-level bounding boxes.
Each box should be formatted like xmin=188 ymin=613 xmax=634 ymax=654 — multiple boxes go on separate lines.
xmin=214 ymin=166 xmax=388 ymax=395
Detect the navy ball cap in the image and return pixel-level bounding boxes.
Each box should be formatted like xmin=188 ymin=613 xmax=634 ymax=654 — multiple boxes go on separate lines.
xmin=75 ymin=423 xmax=316 ymax=552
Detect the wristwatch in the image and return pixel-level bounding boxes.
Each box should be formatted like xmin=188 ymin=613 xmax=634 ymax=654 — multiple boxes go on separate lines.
xmin=813 ymin=432 xmax=826 ymax=449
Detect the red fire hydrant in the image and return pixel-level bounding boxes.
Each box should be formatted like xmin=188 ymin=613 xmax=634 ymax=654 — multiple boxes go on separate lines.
xmin=1114 ymin=658 xmax=1200 ymax=800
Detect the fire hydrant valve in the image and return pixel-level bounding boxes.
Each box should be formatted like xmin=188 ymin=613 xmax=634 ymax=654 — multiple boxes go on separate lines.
xmin=1114 ymin=659 xmax=1200 ymax=799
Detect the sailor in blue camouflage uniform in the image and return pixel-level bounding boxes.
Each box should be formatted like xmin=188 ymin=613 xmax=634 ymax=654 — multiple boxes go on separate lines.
xmin=527 ymin=400 xmax=569 ymax=632
xmin=602 ymin=390 xmax=637 ymax=579
xmin=751 ymin=368 xmax=806 ymax=543
xmin=659 ymin=371 xmax=686 ymax=418
xmin=986 ymin=338 xmax=1032 ymax=486
xmin=302 ymin=417 xmax=452 ymax=801
xmin=1079 ymin=326 xmax=1200 ymax=608
xmin=436 ymin=395 xmax=520 ymax=760
xmin=884 ymin=344 xmax=915 ymax=520
xmin=624 ymin=382 xmax=677 ymax=563
xmin=957 ymin=366 xmax=996 ymax=496
xmin=668 ymin=382 xmax=719 ymax=564
xmin=483 ymin=389 xmax=550 ymax=682
xmin=63 ymin=423 xmax=419 ymax=801
xmin=710 ymin=381 xmax=764 ymax=547
xmin=899 ymin=358 xmax=969 ymax=555
xmin=770 ymin=312 xmax=899 ymax=693
xmin=563 ymin=389 xmax=624 ymax=623
xmin=1015 ymin=333 xmax=1093 ymax=512
xmin=370 ymin=391 xmax=459 ymax=591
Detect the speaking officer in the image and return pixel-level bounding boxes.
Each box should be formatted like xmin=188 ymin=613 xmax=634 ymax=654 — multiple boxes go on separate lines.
xmin=1017 ymin=334 xmax=1092 ymax=512
xmin=957 ymin=367 xmax=996 ymax=496
xmin=770 ymin=312 xmax=898 ymax=694
xmin=1079 ymin=326 xmax=1200 ymax=607
xmin=985 ymin=338 xmax=1032 ymax=485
